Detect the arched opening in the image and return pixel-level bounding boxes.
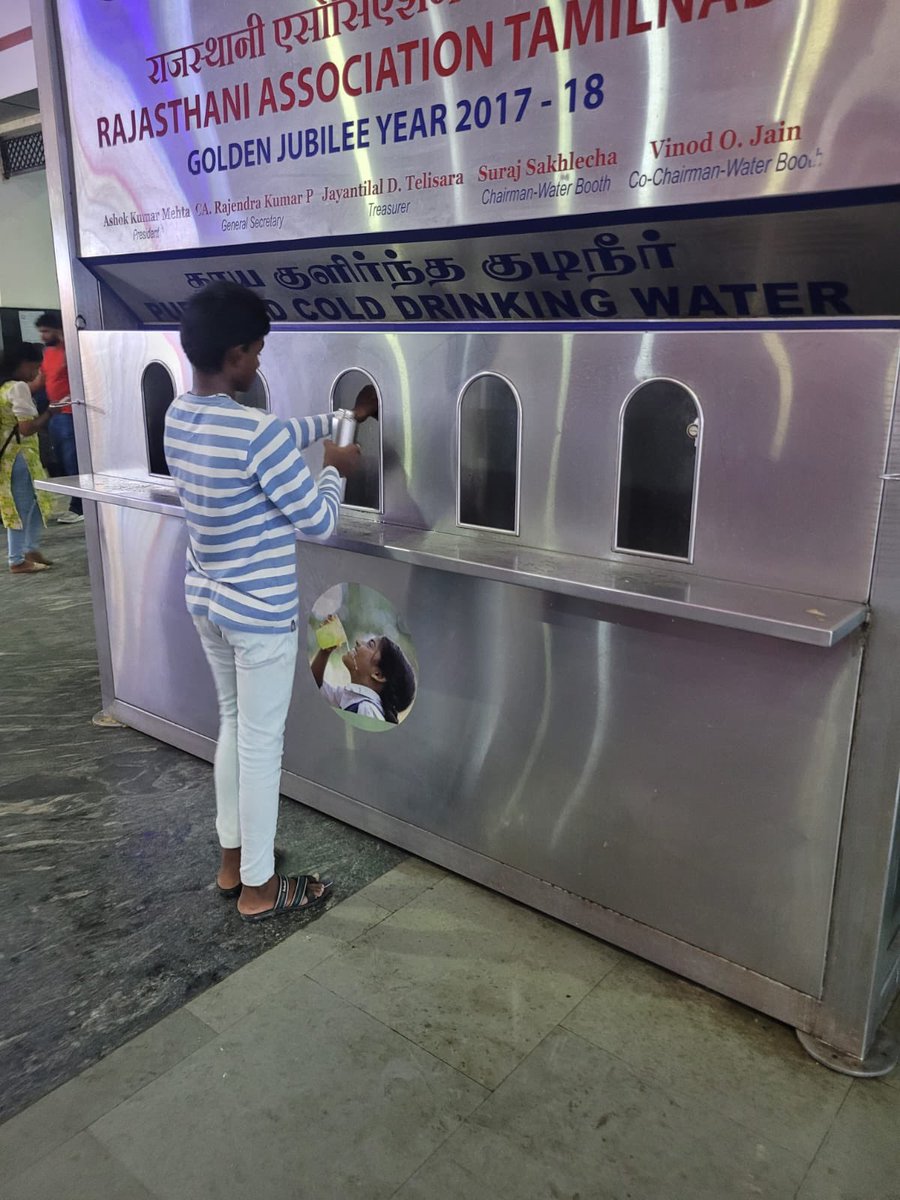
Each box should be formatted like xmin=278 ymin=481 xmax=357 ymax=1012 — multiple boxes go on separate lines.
xmin=331 ymin=368 xmax=382 ymax=513
xmin=142 ymin=361 xmax=176 ymax=477
xmin=615 ymin=378 xmax=701 ymax=560
xmin=457 ymin=373 xmax=521 ymax=534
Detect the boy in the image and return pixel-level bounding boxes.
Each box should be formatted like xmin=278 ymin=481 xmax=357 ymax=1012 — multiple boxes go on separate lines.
xmin=164 ymin=282 xmax=361 ymax=922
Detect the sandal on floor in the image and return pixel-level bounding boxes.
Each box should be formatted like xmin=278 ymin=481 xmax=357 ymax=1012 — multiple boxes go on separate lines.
xmin=217 ymin=846 xmax=287 ymax=897
xmin=239 ymin=873 xmax=333 ymax=923
xmin=9 ymin=560 xmax=49 ymax=574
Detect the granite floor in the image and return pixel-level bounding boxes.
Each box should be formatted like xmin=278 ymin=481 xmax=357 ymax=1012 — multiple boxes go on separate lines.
xmin=0 ymin=520 xmax=405 ymax=1122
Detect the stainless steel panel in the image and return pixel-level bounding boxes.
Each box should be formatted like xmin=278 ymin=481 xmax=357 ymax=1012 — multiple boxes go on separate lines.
xmin=494 ymin=328 xmax=896 ymax=602
xmin=74 ymin=321 xmax=900 ymax=1039
xmin=79 ymin=328 xmax=899 ymax=601
xmin=97 ymin=504 xmax=219 ymax=738
xmin=31 ymin=0 xmax=119 ymax=711
xmin=289 ymin=544 xmax=861 ymax=994
xmin=323 ymin=520 xmax=868 ymax=646
xmin=79 ymin=331 xmax=190 ymax=482
xmin=37 ymin=474 xmax=183 ymax=518
xmin=91 ymin=494 xmax=860 ymax=993
xmin=38 ymin=475 xmax=869 ymax=645
xmin=810 ymin=406 xmax=900 ymax=1056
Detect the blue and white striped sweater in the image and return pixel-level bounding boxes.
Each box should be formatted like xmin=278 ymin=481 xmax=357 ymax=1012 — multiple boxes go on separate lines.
xmin=163 ymin=394 xmax=341 ymax=633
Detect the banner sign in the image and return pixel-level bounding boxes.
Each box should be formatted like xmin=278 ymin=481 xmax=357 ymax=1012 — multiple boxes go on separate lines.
xmin=58 ymin=0 xmax=900 ymax=257
xmin=90 ymin=202 xmax=900 ymax=323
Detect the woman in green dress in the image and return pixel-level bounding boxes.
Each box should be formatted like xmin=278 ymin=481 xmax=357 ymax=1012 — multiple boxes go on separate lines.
xmin=0 ymin=345 xmax=54 ymax=574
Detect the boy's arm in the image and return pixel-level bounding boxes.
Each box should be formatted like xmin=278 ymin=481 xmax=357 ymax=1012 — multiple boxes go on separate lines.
xmin=286 ymin=414 xmax=333 ymax=451
xmin=286 ymin=388 xmax=378 ymax=450
xmin=246 ymin=415 xmax=342 ymax=540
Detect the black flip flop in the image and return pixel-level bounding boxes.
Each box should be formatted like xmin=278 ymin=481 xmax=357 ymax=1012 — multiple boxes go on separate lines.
xmin=239 ymin=873 xmax=333 ymax=924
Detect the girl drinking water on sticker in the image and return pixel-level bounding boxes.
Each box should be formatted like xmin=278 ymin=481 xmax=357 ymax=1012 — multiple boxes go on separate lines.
xmin=311 ymin=615 xmax=416 ymax=724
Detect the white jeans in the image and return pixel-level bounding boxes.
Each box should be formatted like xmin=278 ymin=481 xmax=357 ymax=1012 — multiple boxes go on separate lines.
xmin=193 ymin=616 xmax=298 ymax=886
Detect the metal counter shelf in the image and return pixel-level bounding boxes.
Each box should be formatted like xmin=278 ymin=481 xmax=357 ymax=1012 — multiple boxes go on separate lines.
xmin=38 ymin=473 xmax=868 ymax=648
xmin=38 ymin=472 xmax=183 ymax=516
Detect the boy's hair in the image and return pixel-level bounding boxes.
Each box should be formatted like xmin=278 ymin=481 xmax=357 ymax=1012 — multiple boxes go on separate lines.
xmin=35 ymin=309 xmax=63 ymax=331
xmin=180 ymin=282 xmax=271 ymax=372
xmin=377 ymin=638 xmax=416 ymax=724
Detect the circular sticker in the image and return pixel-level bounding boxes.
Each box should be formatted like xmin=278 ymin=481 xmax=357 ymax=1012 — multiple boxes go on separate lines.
xmin=308 ymin=583 xmax=417 ymax=730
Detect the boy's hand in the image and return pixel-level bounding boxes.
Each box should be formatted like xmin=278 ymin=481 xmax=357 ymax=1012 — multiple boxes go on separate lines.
xmin=353 ymin=384 xmax=378 ymax=423
xmin=323 ymin=440 xmax=361 ymax=477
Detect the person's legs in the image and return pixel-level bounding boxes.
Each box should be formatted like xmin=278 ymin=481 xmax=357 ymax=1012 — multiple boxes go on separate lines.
xmin=194 ymin=616 xmax=327 ymax=915
xmin=229 ymin=626 xmax=299 ymax=888
xmin=193 ymin=616 xmax=241 ymax=873
xmin=7 ymin=454 xmax=38 ymax=568
xmin=22 ymin=475 xmax=45 ymax=557
xmin=49 ymin=412 xmax=82 ymax=515
xmin=6 ymin=523 xmax=21 ymax=566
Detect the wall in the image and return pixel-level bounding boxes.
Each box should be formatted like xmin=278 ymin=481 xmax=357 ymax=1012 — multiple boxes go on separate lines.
xmin=0 ymin=0 xmax=36 ymax=97
xmin=0 ymin=2 xmax=58 ymax=309
xmin=0 ymin=169 xmax=59 ymax=308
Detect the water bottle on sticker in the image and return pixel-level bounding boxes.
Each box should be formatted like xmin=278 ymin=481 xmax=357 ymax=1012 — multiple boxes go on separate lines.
xmin=315 ymin=614 xmax=348 ymax=651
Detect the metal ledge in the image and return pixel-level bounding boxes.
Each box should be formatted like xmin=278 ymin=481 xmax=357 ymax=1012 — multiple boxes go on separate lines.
xmin=38 ymin=473 xmax=183 ymax=516
xmin=39 ymin=474 xmax=868 ymax=647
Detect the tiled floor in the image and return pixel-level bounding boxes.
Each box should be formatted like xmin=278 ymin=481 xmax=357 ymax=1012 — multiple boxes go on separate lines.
xmin=4 ymin=856 xmax=898 ymax=1200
